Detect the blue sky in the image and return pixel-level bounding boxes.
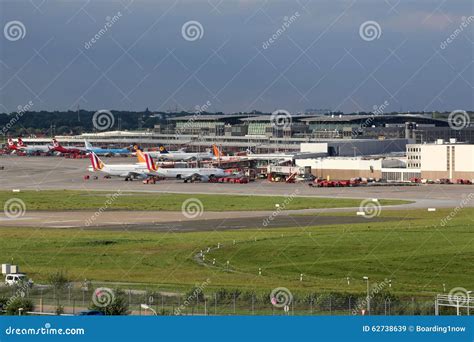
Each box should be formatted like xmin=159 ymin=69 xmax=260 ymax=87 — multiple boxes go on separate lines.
xmin=0 ymin=0 xmax=473 ymax=113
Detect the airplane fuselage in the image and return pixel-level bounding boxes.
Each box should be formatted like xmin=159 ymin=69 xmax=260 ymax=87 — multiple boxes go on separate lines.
xmin=149 ymin=151 xmax=213 ymax=161
xmin=87 ymin=148 xmax=130 ymax=155
xmin=89 ymin=163 xmax=147 ymax=178
xmin=153 ymin=167 xmax=226 ymax=180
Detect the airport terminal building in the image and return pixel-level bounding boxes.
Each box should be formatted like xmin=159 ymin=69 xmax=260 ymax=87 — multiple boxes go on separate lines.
xmin=406 ymin=139 xmax=474 ymax=180
xmin=13 ymin=112 xmax=474 ymax=182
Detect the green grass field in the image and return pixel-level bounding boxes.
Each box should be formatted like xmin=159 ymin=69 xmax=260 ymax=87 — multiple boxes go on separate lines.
xmin=0 ymin=190 xmax=409 ymax=211
xmin=0 ymin=207 xmax=472 ymax=297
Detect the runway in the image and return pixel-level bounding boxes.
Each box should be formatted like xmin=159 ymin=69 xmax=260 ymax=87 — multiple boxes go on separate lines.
xmin=0 ymin=209 xmax=399 ymax=231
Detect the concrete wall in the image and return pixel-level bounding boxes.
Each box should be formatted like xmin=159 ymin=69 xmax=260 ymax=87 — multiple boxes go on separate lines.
xmin=300 ymin=143 xmax=328 ymax=153
xmin=420 ymin=145 xmax=447 ymax=171
xmin=410 ymin=143 xmax=474 ymax=180
xmin=328 ymin=139 xmax=410 ymax=156
xmin=300 ymin=139 xmax=409 ymax=156
xmin=421 ymin=170 xmax=474 ymax=181
xmin=296 ymin=158 xmax=382 ymax=179
xmin=311 ymin=169 xmax=381 ymax=180
xmin=455 ymin=145 xmax=474 ymax=172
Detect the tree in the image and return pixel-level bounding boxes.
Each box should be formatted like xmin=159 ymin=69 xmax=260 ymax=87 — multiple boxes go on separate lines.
xmin=5 ymin=297 xmax=34 ymax=315
xmin=89 ymin=288 xmax=129 ymax=315
xmin=0 ymin=297 xmax=8 ymax=311
xmin=47 ymin=270 xmax=70 ymax=291
xmin=55 ymin=305 xmax=65 ymax=315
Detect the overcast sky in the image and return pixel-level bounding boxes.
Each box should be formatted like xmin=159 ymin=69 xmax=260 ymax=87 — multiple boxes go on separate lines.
xmin=0 ymin=0 xmax=473 ymax=114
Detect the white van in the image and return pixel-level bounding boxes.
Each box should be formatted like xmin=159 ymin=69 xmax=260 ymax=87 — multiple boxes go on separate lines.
xmin=5 ymin=273 xmax=33 ymax=287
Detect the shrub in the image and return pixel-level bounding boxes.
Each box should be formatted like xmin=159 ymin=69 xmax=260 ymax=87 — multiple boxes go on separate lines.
xmin=89 ymin=289 xmax=129 ymax=315
xmin=5 ymin=297 xmax=34 ymax=315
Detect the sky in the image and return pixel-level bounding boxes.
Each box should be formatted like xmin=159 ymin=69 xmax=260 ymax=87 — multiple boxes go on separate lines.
xmin=0 ymin=0 xmax=473 ymax=114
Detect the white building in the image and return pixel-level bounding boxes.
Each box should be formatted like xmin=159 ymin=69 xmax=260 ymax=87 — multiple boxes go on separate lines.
xmin=406 ymin=139 xmax=474 ymax=180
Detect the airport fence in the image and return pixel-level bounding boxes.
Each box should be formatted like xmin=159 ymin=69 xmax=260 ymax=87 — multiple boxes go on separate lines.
xmin=0 ymin=285 xmax=446 ymax=316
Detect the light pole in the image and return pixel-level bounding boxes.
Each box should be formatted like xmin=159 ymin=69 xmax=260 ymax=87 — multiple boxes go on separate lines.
xmin=467 ymin=291 xmax=472 ymax=316
xmin=140 ymin=304 xmax=157 ymax=316
xmin=363 ymin=276 xmax=370 ymax=315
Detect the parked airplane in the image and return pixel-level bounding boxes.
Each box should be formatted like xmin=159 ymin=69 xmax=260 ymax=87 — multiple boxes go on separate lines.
xmin=244 ymin=149 xmax=294 ymax=163
xmin=51 ymin=139 xmax=84 ymax=154
xmin=143 ymin=153 xmax=227 ymax=182
xmin=146 ymin=145 xmax=213 ymax=161
xmin=212 ymin=145 xmax=248 ymax=163
xmin=84 ymin=140 xmax=130 ymax=155
xmin=7 ymin=138 xmax=18 ymax=152
xmin=16 ymin=138 xmax=52 ymax=153
xmin=88 ymin=152 xmax=147 ymax=180
xmin=212 ymin=145 xmax=292 ymax=163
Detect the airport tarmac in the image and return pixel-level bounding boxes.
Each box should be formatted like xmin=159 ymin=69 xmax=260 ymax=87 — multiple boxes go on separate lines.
xmin=0 ymin=155 xmax=471 ymax=231
xmin=0 ymin=156 xmax=472 ymax=210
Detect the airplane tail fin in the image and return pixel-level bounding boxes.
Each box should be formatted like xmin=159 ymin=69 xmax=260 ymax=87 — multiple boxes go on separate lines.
xmin=84 ymin=139 xmax=93 ymax=150
xmin=7 ymin=138 xmax=17 ymax=150
xmin=52 ymin=139 xmax=60 ymax=148
xmin=144 ymin=153 xmax=157 ymax=172
xmin=17 ymin=138 xmax=25 ymax=147
xmin=89 ymin=152 xmax=105 ymax=170
xmin=212 ymin=144 xmax=222 ymax=157
xmin=136 ymin=148 xmax=146 ymax=163
xmin=158 ymin=145 xmax=169 ymax=154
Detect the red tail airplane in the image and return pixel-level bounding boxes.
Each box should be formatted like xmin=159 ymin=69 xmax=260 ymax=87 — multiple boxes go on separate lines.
xmin=7 ymin=138 xmax=18 ymax=151
xmin=51 ymin=139 xmax=83 ymax=154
